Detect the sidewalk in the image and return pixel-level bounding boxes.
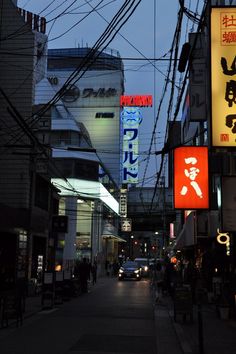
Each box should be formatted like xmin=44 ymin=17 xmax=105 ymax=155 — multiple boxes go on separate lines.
xmin=0 ymin=277 xmax=102 ymax=331
xmin=154 ymin=293 xmax=236 ymax=354
xmin=3 ymin=282 xmax=236 ymax=354
xmin=0 ymin=294 xmax=42 ymax=332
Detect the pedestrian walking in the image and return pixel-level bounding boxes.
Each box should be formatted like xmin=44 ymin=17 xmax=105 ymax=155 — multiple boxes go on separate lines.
xmin=156 ymin=262 xmax=164 ymax=296
xmin=91 ymin=261 xmax=97 ymax=285
xmin=78 ymin=258 xmax=90 ymax=293
xmin=112 ymin=261 xmax=119 ymax=276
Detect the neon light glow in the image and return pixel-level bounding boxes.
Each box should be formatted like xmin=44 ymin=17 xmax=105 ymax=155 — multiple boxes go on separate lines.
xmin=121 ymin=107 xmax=142 ymax=184
xmin=211 ymin=8 xmax=236 ymax=146
xmin=174 ymin=146 xmax=209 ymax=209
xmin=120 ymin=95 xmax=152 ymax=107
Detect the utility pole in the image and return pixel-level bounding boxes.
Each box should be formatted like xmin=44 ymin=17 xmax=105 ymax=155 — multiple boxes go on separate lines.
xmin=161 ymin=176 xmax=166 ymax=257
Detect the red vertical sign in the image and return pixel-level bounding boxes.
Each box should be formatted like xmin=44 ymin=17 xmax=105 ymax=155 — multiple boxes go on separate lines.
xmin=174 ymin=146 xmax=209 ymax=209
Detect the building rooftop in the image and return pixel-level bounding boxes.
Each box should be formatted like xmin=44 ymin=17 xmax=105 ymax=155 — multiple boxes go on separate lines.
xmin=48 ymin=47 xmax=124 ymax=71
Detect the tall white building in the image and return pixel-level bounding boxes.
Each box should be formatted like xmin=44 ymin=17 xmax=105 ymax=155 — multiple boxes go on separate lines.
xmin=35 ymin=47 xmax=125 ymax=272
xmin=47 ymin=48 xmax=124 ymax=187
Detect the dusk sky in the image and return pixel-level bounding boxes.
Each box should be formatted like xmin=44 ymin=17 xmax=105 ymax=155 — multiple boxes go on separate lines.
xmin=17 ymin=0 xmax=204 ymax=186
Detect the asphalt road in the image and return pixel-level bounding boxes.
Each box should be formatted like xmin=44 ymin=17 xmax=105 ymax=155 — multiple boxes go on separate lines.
xmin=0 ymin=277 xmax=157 ymax=354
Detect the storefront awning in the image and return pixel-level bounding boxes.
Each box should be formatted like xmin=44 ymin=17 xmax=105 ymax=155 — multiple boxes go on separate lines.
xmin=101 ymin=221 xmax=126 ymax=242
xmin=102 ymin=235 xmax=127 ymax=242
xmin=174 ymin=212 xmax=195 ymax=250
xmin=51 ymin=178 xmax=119 ymax=214
xmin=174 ymin=224 xmax=186 ymax=250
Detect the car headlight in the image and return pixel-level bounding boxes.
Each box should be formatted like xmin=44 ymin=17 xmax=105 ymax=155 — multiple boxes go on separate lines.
xmin=144 ymin=266 xmax=148 ymax=272
xmin=134 ymin=269 xmax=139 ymax=274
xmin=119 ymin=268 xmax=124 ymax=273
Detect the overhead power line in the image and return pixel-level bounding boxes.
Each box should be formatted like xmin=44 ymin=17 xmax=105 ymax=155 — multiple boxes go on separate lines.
xmin=148 ymin=0 xmax=209 ymax=213
xmin=9 ymin=0 xmax=142 ymax=146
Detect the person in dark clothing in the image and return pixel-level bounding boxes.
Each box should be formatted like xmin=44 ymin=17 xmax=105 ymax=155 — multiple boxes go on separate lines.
xmin=91 ymin=261 xmax=97 ymax=285
xmin=165 ymin=261 xmax=176 ymax=297
xmin=112 ymin=261 xmax=119 ymax=277
xmin=78 ymin=258 xmax=90 ymax=293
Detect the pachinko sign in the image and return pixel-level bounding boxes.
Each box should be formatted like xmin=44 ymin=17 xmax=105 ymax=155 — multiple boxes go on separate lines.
xmin=121 ymin=107 xmax=142 ymax=184
xmin=211 ymin=7 xmax=236 ymax=146
xmin=174 ymin=146 xmax=209 ymax=209
xmin=120 ymin=95 xmax=152 ymax=107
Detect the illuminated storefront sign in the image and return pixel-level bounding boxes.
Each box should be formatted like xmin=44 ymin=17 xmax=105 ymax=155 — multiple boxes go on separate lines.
xmin=216 ymin=228 xmax=230 ymax=245
xmin=170 ymin=223 xmax=175 ymax=239
xmin=120 ymin=95 xmax=151 ymax=183
xmin=174 ymin=146 xmax=209 ymax=209
xmin=119 ymin=188 xmax=128 ymax=218
xmin=120 ymin=95 xmax=152 ymax=107
xmin=47 ymin=79 xmax=118 ymax=102
xmin=121 ymin=218 xmax=132 ymax=232
xmin=121 ymin=107 xmax=142 ymax=184
xmin=216 ymin=228 xmax=230 ymax=256
xmin=211 ymin=7 xmax=236 ymax=146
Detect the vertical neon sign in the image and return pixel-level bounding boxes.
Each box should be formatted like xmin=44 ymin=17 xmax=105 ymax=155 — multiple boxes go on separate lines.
xmin=121 ymin=107 xmax=142 ymax=184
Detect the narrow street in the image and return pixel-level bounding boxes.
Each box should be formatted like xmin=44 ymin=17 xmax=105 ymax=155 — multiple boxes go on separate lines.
xmin=0 ymin=277 xmax=157 ymax=354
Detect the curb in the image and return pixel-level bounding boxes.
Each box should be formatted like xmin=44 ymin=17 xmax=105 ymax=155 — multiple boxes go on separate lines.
xmin=153 ymin=295 xmax=194 ymax=354
xmin=171 ymin=318 xmax=193 ymax=354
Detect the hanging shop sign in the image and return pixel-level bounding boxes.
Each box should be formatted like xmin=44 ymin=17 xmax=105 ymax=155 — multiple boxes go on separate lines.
xmin=119 ymin=188 xmax=128 ymax=218
xmin=174 ymin=146 xmax=209 ymax=209
xmin=120 ymin=95 xmax=152 ymax=107
xmin=216 ymin=228 xmax=230 ymax=245
xmin=216 ymin=228 xmax=230 ymax=256
xmin=121 ymin=218 xmax=132 ymax=232
xmin=121 ymin=107 xmax=142 ymax=184
xmin=170 ymin=223 xmax=175 ymax=239
xmin=211 ymin=7 xmax=236 ymax=146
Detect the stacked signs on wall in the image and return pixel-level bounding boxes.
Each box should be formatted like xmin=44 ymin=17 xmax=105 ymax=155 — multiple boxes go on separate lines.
xmin=120 ymin=95 xmax=152 ymax=184
xmin=211 ymin=7 xmax=236 ymax=146
xmin=121 ymin=107 xmax=142 ymax=183
xmin=174 ymin=146 xmax=209 ymax=209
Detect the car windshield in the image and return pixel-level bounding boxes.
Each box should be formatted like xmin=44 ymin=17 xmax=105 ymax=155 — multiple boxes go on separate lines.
xmin=135 ymin=260 xmax=148 ymax=266
xmin=123 ymin=261 xmax=138 ymax=268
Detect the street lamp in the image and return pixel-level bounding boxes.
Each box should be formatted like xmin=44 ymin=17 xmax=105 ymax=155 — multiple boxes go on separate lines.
xmin=130 ymin=235 xmax=134 ymax=259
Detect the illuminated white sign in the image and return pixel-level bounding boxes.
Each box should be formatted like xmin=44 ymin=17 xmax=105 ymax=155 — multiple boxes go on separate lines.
xmin=121 ymin=107 xmax=142 ymax=184
xmin=121 ymin=218 xmax=132 ymax=232
xmin=119 ymin=189 xmax=127 ymax=217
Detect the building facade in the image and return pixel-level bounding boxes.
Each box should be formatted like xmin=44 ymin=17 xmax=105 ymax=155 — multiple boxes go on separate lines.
xmin=47 ymin=48 xmax=124 ymax=187
xmin=34 ymin=48 xmax=125 ymax=275
xmin=0 ymin=0 xmax=56 ymax=290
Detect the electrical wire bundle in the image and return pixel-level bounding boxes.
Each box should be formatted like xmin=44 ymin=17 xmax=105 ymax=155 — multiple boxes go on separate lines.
xmin=0 ymin=0 xmax=142 ymax=200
